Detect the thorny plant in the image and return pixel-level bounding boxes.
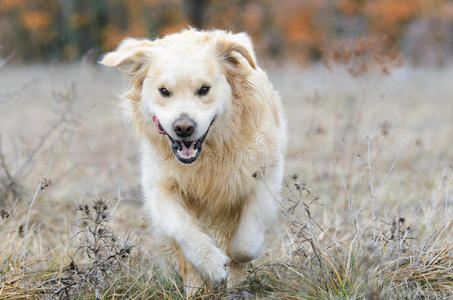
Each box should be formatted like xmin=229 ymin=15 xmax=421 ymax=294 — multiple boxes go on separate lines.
xmin=280 ymin=174 xmax=325 ymax=260
xmin=51 ymin=199 xmax=133 ymax=299
xmin=246 ymin=173 xmax=453 ymax=299
xmin=279 ymin=174 xmax=361 ymax=296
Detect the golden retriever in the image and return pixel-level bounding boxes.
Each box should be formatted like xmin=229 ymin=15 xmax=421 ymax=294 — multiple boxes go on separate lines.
xmin=100 ymin=28 xmax=286 ymax=295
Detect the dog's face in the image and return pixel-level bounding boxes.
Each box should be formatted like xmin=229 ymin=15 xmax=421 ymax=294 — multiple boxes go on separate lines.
xmin=100 ymin=30 xmax=256 ymax=164
xmin=142 ymin=46 xmax=231 ymax=163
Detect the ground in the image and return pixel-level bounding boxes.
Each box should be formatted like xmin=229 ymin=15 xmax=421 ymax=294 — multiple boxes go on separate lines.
xmin=0 ymin=62 xmax=452 ymax=299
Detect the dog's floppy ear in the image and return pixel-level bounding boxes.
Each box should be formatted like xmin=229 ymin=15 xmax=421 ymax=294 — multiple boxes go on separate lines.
xmin=216 ymin=32 xmax=256 ymax=70
xmin=99 ymin=38 xmax=152 ymax=76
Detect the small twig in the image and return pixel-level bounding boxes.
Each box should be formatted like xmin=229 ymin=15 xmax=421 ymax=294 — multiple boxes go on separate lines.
xmin=23 ymin=151 xmax=54 ymax=261
xmin=367 ymin=136 xmax=377 ymax=241
xmin=336 ymin=163 xmax=357 ymax=231
xmin=432 ymin=168 xmax=447 ymax=209
xmin=9 ymin=84 xmax=77 ymax=187
xmin=23 ymin=180 xmax=43 ymax=261
xmin=445 ymin=176 xmax=450 ymax=216
xmin=0 ymin=78 xmax=42 ymax=103
xmin=0 ymin=137 xmax=22 ymax=203
xmin=377 ymin=145 xmax=401 ymax=190
xmin=14 ymin=111 xmax=68 ymax=179
xmin=111 ymin=191 xmax=123 ymax=215
xmin=0 ymin=137 xmax=13 ymax=183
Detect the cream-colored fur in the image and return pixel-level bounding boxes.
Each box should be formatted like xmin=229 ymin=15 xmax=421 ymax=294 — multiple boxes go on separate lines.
xmin=100 ymin=28 xmax=286 ymax=296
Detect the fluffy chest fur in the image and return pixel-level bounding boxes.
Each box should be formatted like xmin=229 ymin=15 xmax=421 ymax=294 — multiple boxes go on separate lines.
xmin=155 ymin=137 xmax=259 ymax=222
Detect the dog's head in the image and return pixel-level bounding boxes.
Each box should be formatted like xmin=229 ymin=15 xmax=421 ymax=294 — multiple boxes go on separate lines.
xmin=100 ymin=29 xmax=256 ymax=164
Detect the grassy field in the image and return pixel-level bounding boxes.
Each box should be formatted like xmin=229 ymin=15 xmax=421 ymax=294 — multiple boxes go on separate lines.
xmin=0 ymin=62 xmax=452 ymax=299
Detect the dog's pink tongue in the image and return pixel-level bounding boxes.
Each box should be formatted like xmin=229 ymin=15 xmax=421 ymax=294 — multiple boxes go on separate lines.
xmin=180 ymin=141 xmax=196 ymax=158
xmin=152 ymin=116 xmax=166 ymax=134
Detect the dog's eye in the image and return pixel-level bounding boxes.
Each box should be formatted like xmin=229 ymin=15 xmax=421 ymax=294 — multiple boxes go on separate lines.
xmin=197 ymin=86 xmax=210 ymax=96
xmin=159 ymin=88 xmax=171 ymax=97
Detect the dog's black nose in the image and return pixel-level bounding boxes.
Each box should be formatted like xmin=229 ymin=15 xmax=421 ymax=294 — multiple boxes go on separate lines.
xmin=173 ymin=117 xmax=196 ymax=138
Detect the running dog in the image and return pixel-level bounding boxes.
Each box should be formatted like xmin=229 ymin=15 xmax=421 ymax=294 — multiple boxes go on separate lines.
xmin=100 ymin=28 xmax=286 ymax=295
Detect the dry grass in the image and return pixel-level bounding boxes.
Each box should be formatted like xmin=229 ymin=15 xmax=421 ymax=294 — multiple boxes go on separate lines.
xmin=0 ymin=60 xmax=452 ymax=299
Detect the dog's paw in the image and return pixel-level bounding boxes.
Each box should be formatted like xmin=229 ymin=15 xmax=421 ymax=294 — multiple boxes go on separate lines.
xmin=193 ymin=242 xmax=230 ymax=284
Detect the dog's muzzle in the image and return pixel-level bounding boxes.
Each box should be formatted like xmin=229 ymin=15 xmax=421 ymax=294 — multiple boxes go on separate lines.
xmin=152 ymin=115 xmax=215 ymax=164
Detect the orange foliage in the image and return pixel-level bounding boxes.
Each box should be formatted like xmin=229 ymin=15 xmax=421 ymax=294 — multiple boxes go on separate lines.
xmin=0 ymin=0 xmax=26 ymax=11
xmin=0 ymin=0 xmax=451 ymax=63
xmin=128 ymin=23 xmax=148 ymax=37
xmin=211 ymin=5 xmax=237 ymax=31
xmin=160 ymin=23 xmax=189 ymax=36
xmin=102 ymin=26 xmax=129 ymax=51
xmin=100 ymin=0 xmax=149 ymax=51
xmin=127 ymin=0 xmax=143 ymax=21
xmin=102 ymin=23 xmax=148 ymax=51
xmin=364 ymin=0 xmax=418 ymax=25
xmin=158 ymin=6 xmax=189 ymax=36
xmin=285 ymin=10 xmax=318 ymax=44
xmin=338 ymin=0 xmax=361 ymax=16
xmin=20 ymin=10 xmax=51 ymax=31
xmin=274 ymin=1 xmax=324 ymax=48
xmin=242 ymin=3 xmax=262 ymax=38
xmin=435 ymin=2 xmax=453 ymax=20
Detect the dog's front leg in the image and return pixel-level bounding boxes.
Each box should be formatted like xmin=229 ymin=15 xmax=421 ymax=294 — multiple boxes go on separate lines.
xmin=145 ymin=188 xmax=230 ymax=284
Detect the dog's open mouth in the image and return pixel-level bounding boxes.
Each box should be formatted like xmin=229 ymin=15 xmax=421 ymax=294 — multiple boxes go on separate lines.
xmin=152 ymin=116 xmax=215 ymax=164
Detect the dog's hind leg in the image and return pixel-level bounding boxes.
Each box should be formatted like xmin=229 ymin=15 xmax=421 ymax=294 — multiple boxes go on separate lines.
xmin=229 ymin=163 xmax=283 ymax=264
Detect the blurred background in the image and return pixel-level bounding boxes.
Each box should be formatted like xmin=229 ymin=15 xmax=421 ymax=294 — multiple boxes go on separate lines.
xmin=1 ymin=0 xmax=453 ymax=66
